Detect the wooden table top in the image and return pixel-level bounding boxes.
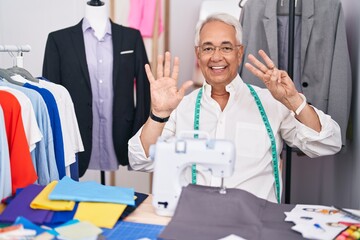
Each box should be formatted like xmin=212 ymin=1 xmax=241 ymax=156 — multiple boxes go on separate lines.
xmin=124 ymin=195 xmax=171 ymax=226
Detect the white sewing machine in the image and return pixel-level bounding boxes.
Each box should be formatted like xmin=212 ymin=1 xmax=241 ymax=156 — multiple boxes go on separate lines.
xmin=149 ymin=132 xmax=236 ymax=216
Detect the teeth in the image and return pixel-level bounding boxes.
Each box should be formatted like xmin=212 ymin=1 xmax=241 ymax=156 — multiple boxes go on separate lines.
xmin=211 ymin=66 xmax=225 ymax=69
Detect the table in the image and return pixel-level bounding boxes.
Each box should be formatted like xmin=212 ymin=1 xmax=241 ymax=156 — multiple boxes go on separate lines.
xmin=124 ymin=195 xmax=171 ymax=226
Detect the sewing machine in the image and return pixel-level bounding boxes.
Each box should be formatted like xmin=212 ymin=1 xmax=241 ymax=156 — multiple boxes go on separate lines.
xmin=149 ymin=132 xmax=236 ymax=216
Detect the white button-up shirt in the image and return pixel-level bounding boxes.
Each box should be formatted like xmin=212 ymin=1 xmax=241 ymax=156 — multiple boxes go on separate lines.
xmin=128 ymin=75 xmax=342 ymax=202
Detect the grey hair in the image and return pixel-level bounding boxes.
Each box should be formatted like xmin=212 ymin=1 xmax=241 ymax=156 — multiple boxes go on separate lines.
xmin=194 ymin=13 xmax=243 ymax=46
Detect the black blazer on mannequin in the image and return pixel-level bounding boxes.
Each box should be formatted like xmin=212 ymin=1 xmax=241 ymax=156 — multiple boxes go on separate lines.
xmin=42 ymin=19 xmax=150 ymax=177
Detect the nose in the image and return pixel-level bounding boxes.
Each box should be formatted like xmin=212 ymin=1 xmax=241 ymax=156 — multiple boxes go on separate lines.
xmin=210 ymin=47 xmax=223 ymax=60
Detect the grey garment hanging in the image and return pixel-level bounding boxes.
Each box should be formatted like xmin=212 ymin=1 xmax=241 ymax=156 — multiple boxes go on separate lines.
xmin=277 ymin=15 xmax=302 ymax=92
xmin=239 ymin=0 xmax=352 ymax=144
xmin=7 ymin=66 xmax=39 ymax=83
xmin=159 ymin=185 xmax=303 ymax=240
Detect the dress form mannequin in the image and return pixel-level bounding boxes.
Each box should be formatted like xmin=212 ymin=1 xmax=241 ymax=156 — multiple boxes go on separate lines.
xmin=85 ymin=1 xmax=109 ymax=40
xmin=43 ymin=0 xmax=151 ymax=180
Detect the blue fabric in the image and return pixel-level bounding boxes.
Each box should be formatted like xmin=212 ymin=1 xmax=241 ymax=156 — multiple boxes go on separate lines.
xmin=47 ymin=202 xmax=79 ymax=226
xmin=24 ymin=83 xmax=65 ymax=179
xmin=69 ymin=154 xmax=79 ymax=181
xmin=14 ymin=216 xmax=58 ymax=236
xmin=49 ymin=176 xmax=135 ymax=206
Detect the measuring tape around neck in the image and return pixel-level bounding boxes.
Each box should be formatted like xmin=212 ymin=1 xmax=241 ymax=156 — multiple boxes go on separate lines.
xmin=192 ymin=85 xmax=281 ymax=203
xmin=192 ymin=87 xmax=203 ymax=184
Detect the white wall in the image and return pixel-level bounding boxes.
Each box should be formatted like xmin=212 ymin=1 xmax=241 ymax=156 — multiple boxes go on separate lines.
xmin=0 ymin=0 xmax=86 ymax=75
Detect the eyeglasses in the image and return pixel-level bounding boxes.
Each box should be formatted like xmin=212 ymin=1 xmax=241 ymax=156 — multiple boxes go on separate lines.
xmin=197 ymin=44 xmax=241 ymax=55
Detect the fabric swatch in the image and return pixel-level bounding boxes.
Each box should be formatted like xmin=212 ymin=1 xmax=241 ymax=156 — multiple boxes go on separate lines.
xmin=49 ymin=176 xmax=134 ymax=206
xmin=30 ymin=181 xmax=75 ymax=211
xmin=74 ymin=202 xmax=127 ymax=229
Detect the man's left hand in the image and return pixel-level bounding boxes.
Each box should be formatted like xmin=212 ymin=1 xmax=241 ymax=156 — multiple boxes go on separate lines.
xmin=245 ymin=49 xmax=303 ymax=112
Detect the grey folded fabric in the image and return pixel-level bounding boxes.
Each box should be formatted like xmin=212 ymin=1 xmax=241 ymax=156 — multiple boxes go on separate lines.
xmin=159 ymin=185 xmax=304 ymax=240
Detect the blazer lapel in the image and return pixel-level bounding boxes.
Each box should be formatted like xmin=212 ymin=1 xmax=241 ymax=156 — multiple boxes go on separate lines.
xmin=71 ymin=19 xmax=91 ymax=90
xmin=301 ymin=0 xmax=314 ymax=75
xmin=111 ymin=21 xmax=123 ymax=90
xmin=262 ymin=0 xmax=279 ymax=65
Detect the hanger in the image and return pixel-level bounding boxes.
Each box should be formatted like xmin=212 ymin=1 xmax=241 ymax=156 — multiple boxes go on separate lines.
xmin=238 ymin=0 xmax=247 ymax=8
xmin=0 ymin=68 xmax=24 ymax=86
xmin=7 ymin=66 xmax=39 ymax=83
xmin=87 ymin=0 xmax=104 ymax=6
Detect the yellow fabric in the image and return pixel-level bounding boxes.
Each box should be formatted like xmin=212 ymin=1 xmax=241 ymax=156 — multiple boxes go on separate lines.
xmin=0 ymin=203 xmax=5 ymax=214
xmin=30 ymin=181 xmax=75 ymax=211
xmin=74 ymin=202 xmax=127 ymax=229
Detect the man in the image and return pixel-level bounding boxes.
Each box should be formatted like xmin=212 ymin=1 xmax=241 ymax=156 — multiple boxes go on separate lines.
xmin=128 ymin=13 xmax=342 ymax=203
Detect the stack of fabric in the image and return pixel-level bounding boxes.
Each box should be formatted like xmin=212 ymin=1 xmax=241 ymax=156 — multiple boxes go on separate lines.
xmin=0 ymin=176 xmax=140 ymax=239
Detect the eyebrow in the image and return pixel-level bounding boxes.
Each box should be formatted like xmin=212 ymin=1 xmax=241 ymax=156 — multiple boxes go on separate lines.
xmin=201 ymin=41 xmax=234 ymax=45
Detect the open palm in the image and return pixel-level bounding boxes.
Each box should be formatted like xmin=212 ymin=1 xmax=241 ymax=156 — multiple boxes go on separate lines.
xmin=145 ymin=52 xmax=193 ymax=117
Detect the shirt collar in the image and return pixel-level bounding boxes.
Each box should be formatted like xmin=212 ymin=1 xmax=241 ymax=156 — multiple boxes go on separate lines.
xmin=202 ymin=74 xmax=245 ymax=96
xmin=82 ymin=17 xmax=112 ymax=36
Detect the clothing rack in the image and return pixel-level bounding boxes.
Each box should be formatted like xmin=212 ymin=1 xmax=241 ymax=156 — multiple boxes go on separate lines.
xmin=284 ymin=0 xmax=296 ymax=204
xmin=0 ymin=44 xmax=31 ymax=68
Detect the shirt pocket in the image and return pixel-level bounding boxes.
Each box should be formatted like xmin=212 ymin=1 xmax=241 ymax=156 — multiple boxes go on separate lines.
xmin=235 ymin=122 xmax=268 ymax=159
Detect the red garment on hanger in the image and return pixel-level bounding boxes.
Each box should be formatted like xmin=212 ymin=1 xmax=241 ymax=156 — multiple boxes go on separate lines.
xmin=0 ymin=90 xmax=37 ymax=195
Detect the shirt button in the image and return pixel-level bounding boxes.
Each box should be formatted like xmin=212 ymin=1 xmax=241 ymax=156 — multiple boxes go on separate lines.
xmin=302 ymin=82 xmax=309 ymax=87
xmin=99 ymin=79 xmax=103 ymax=83
xmin=99 ymin=59 xmax=103 ymax=63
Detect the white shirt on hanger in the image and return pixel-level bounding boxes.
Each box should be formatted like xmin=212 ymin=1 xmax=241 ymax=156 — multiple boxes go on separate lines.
xmin=39 ymin=80 xmax=84 ymax=167
xmin=0 ymin=85 xmax=42 ymax=152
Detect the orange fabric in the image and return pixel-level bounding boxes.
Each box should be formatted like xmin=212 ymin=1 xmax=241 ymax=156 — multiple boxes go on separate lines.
xmin=0 ymin=91 xmax=37 ymax=194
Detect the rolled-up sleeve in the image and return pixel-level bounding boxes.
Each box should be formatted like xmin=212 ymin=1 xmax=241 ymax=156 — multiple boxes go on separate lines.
xmin=128 ymin=126 xmax=155 ymax=172
xmin=284 ymin=106 xmax=342 ymax=158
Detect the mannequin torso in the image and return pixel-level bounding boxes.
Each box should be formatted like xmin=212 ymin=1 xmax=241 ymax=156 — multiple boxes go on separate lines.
xmin=85 ymin=3 xmax=109 ymax=40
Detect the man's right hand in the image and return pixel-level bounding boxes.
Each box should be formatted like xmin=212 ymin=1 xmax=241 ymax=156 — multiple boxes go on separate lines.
xmin=145 ymin=52 xmax=194 ymax=118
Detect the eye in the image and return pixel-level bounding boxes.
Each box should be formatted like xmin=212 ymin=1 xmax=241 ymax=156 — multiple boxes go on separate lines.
xmin=221 ymin=46 xmax=233 ymax=53
xmin=202 ymin=46 xmax=215 ymax=53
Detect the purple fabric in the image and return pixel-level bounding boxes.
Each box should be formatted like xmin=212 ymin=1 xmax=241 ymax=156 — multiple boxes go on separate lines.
xmin=0 ymin=184 xmax=53 ymax=224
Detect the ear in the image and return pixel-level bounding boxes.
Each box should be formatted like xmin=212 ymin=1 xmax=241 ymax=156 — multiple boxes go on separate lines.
xmin=237 ymin=45 xmax=244 ymax=64
xmin=194 ymin=46 xmax=201 ymax=59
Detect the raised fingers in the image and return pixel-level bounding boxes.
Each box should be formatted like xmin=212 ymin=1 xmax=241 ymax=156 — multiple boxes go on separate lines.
xmin=157 ymin=54 xmax=164 ymax=78
xmin=247 ymin=53 xmax=269 ymax=74
xmin=244 ymin=61 xmax=264 ymax=79
xmin=258 ymin=50 xmax=276 ymax=70
xmin=171 ymin=57 xmax=180 ymax=80
xmin=164 ymin=52 xmax=171 ymax=77
xmin=145 ymin=64 xmax=155 ymax=83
